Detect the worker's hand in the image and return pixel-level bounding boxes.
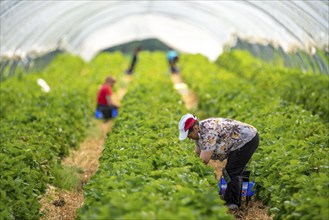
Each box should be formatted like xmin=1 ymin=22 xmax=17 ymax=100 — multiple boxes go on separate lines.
xmin=200 ymin=150 xmax=214 ymax=164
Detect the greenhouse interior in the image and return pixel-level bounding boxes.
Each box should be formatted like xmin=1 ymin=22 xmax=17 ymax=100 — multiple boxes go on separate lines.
xmin=1 ymin=1 xmax=328 ymax=220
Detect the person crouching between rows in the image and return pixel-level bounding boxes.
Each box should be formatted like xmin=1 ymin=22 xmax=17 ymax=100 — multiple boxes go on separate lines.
xmin=96 ymin=76 xmax=118 ymax=121
xmin=178 ymin=113 xmax=259 ymax=211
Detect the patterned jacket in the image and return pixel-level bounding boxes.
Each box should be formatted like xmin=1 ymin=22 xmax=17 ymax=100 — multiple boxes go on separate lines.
xmin=196 ymin=118 xmax=257 ymax=160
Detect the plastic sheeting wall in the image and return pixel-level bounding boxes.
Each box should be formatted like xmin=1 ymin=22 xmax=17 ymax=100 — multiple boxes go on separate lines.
xmin=1 ymin=0 xmax=328 ymax=61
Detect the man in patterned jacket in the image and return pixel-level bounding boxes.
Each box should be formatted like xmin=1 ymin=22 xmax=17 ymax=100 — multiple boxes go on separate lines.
xmin=178 ymin=113 xmax=259 ymax=210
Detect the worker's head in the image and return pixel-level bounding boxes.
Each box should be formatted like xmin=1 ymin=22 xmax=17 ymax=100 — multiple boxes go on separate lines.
xmin=178 ymin=113 xmax=199 ymax=140
xmin=136 ymin=46 xmax=142 ymax=52
xmin=105 ymin=76 xmax=116 ymax=86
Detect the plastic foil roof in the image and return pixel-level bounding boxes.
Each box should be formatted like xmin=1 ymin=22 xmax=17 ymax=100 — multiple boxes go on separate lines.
xmin=1 ymin=0 xmax=328 ymax=61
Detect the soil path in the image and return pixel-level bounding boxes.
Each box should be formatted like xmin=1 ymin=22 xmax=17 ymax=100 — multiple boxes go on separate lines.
xmin=39 ymin=76 xmax=131 ymax=220
xmin=171 ymin=73 xmax=272 ymax=220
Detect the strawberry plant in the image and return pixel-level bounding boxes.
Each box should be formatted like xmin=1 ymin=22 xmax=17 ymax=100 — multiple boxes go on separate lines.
xmin=0 ymin=52 xmax=127 ymax=219
xmin=216 ymin=50 xmax=329 ymax=122
xmin=77 ymin=52 xmax=232 ymax=219
xmin=180 ymin=53 xmax=329 ymax=220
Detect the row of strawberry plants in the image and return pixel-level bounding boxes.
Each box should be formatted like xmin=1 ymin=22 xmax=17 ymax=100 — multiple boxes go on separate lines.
xmin=216 ymin=50 xmax=329 ymax=123
xmin=77 ymin=52 xmax=232 ymax=219
xmin=0 ymin=54 xmax=88 ymax=219
xmin=180 ymin=54 xmax=328 ymax=220
xmin=0 ymin=53 xmax=128 ymax=219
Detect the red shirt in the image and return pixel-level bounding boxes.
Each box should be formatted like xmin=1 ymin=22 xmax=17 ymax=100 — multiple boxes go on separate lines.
xmin=97 ymin=84 xmax=112 ymax=105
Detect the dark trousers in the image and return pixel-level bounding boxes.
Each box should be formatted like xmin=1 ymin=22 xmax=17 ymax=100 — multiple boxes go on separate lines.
xmin=97 ymin=104 xmax=117 ymax=121
xmin=223 ymin=133 xmax=259 ymax=206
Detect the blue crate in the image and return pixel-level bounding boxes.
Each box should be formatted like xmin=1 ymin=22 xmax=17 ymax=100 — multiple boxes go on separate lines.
xmin=95 ymin=108 xmax=118 ymax=119
xmin=95 ymin=109 xmax=103 ymax=119
xmin=218 ymin=176 xmax=256 ymax=197
xmin=112 ymin=108 xmax=118 ymax=118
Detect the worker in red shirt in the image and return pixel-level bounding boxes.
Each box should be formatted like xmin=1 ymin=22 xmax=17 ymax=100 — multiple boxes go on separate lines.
xmin=96 ymin=76 xmax=118 ymax=121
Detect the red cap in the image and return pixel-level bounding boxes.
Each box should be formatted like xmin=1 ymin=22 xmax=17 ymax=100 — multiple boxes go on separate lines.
xmin=184 ymin=118 xmax=196 ymax=131
xmin=178 ymin=113 xmax=198 ymax=140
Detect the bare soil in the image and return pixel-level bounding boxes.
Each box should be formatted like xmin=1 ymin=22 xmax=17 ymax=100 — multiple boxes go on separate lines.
xmin=39 ymin=120 xmax=112 ymax=220
xmin=171 ymin=74 xmax=198 ymax=109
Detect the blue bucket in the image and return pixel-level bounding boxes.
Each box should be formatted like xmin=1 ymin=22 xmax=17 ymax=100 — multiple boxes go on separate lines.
xmin=95 ymin=109 xmax=103 ymax=119
xmin=112 ymin=108 xmax=118 ymax=118
xmin=218 ymin=176 xmax=256 ymax=197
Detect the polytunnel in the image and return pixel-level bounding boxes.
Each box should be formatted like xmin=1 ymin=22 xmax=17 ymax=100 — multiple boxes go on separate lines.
xmin=1 ymin=1 xmax=329 ymax=220
xmin=1 ymin=0 xmax=328 ymax=62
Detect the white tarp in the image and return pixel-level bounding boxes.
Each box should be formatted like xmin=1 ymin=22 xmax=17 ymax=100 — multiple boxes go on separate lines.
xmin=1 ymin=0 xmax=328 ymax=61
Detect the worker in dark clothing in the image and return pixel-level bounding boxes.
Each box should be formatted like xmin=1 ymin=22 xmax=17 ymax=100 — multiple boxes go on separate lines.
xmin=178 ymin=113 xmax=259 ymax=210
xmin=167 ymin=50 xmax=179 ymax=74
xmin=126 ymin=46 xmax=142 ymax=74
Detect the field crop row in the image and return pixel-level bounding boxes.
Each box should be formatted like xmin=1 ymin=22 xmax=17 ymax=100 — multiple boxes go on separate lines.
xmin=0 ymin=53 xmax=128 ymax=219
xmin=217 ymin=50 xmax=329 ymax=123
xmin=2 ymin=50 xmax=327 ymax=219
xmin=180 ymin=52 xmax=329 ymax=220
xmin=77 ymin=52 xmax=232 ymax=219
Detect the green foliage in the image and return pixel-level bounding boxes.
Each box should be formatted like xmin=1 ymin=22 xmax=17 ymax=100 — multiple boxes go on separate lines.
xmin=216 ymin=50 xmax=329 ymax=122
xmin=0 ymin=54 xmax=86 ymax=219
xmin=2 ymin=49 xmax=327 ymax=220
xmin=0 ymin=52 xmax=129 ymax=219
xmin=77 ymin=52 xmax=232 ymax=220
xmin=180 ymin=52 xmax=329 ymax=220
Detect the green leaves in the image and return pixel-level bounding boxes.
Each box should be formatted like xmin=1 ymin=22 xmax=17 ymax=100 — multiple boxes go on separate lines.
xmin=0 ymin=53 xmax=128 ymax=219
xmin=181 ymin=51 xmax=329 ymax=220
xmin=78 ymin=53 xmax=231 ymax=220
